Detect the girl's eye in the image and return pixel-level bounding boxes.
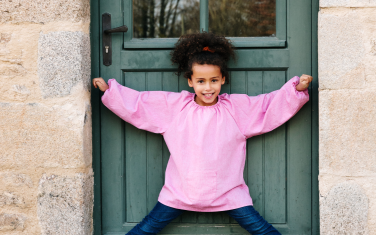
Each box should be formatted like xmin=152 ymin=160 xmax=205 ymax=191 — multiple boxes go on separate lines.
xmin=198 ymin=80 xmax=204 ymax=84
xmin=212 ymin=80 xmax=218 ymax=83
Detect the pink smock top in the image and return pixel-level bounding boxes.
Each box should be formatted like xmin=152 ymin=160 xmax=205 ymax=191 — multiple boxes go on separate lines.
xmin=102 ymin=76 xmax=309 ymax=212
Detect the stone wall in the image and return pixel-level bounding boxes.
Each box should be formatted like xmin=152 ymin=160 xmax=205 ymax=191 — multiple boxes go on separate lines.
xmin=319 ymin=1 xmax=376 ymax=234
xmin=0 ymin=0 xmax=93 ymax=234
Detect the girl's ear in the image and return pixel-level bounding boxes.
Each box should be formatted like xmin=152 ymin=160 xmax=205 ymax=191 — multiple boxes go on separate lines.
xmin=188 ymin=78 xmax=194 ymax=87
xmin=221 ymin=76 xmax=226 ymax=85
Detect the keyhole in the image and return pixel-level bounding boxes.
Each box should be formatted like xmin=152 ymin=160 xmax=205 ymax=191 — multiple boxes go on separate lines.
xmin=105 ymin=46 xmax=109 ymax=53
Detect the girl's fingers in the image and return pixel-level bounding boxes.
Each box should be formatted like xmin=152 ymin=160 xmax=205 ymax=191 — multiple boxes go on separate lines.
xmin=93 ymin=78 xmax=103 ymax=89
xmin=92 ymin=78 xmax=109 ymax=91
xmin=93 ymin=79 xmax=100 ymax=87
xmin=301 ymin=75 xmax=313 ymax=84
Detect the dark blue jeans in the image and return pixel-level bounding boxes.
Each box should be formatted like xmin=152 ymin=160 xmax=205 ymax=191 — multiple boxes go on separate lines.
xmin=126 ymin=202 xmax=281 ymax=235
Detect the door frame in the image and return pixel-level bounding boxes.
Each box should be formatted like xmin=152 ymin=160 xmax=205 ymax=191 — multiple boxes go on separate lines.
xmin=90 ymin=0 xmax=319 ymax=234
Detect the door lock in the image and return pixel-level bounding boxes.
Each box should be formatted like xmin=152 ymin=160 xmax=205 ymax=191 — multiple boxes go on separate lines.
xmin=102 ymin=13 xmax=128 ymax=66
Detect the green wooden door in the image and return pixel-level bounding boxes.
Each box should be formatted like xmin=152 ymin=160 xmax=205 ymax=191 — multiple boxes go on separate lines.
xmin=91 ymin=0 xmax=319 ymax=234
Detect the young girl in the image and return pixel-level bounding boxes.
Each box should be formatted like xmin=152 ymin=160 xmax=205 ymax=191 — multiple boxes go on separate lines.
xmin=93 ymin=32 xmax=312 ymax=235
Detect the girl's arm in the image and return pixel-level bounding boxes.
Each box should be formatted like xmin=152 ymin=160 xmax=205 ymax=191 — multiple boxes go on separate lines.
xmin=95 ymin=78 xmax=190 ymax=134
xmin=226 ymin=76 xmax=311 ymax=138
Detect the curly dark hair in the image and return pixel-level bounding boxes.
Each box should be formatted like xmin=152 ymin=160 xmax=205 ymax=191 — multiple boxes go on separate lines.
xmin=170 ymin=32 xmax=236 ymax=82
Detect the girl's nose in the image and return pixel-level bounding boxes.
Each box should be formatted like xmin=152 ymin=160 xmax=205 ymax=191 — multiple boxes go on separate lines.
xmin=205 ymin=82 xmax=211 ymax=90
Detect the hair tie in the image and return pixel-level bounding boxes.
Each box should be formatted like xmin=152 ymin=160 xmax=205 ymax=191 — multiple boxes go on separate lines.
xmin=202 ymin=46 xmax=215 ymax=53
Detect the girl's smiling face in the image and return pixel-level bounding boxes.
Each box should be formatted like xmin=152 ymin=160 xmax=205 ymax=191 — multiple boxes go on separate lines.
xmin=188 ymin=63 xmax=225 ymax=106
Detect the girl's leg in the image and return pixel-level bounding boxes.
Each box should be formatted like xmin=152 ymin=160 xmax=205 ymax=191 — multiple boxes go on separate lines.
xmin=126 ymin=202 xmax=184 ymax=235
xmin=225 ymin=206 xmax=281 ymax=235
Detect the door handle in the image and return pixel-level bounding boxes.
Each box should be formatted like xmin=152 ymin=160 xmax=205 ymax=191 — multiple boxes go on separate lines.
xmin=104 ymin=25 xmax=128 ymax=34
xmin=102 ymin=13 xmax=128 ymax=66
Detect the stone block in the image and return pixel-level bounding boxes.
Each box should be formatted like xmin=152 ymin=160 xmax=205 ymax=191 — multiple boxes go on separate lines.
xmin=320 ymin=181 xmax=368 ymax=234
xmin=0 ymin=0 xmax=90 ymax=23
xmin=38 ymin=31 xmax=90 ymax=99
xmin=320 ymin=0 xmax=376 ymax=7
xmin=318 ymin=175 xmax=376 ymax=233
xmin=37 ymin=172 xmax=93 ymax=235
xmin=319 ymin=89 xmax=376 ymax=176
xmin=0 ymin=213 xmax=27 ymax=231
xmin=318 ymin=9 xmax=366 ymax=90
xmin=0 ymin=102 xmax=91 ymax=168
xmin=0 ymin=191 xmax=26 ymax=208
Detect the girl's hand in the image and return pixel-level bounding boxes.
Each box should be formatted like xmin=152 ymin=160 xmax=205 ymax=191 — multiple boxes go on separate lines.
xmin=93 ymin=77 xmax=109 ymax=92
xmin=296 ymin=74 xmax=313 ymax=91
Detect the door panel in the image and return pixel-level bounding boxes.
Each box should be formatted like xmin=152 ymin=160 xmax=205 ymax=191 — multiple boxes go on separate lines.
xmin=96 ymin=0 xmax=314 ymax=234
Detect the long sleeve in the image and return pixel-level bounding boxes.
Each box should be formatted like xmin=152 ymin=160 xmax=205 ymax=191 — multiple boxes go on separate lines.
xmin=101 ymin=79 xmax=191 ymax=134
xmin=223 ymin=76 xmax=309 ymax=138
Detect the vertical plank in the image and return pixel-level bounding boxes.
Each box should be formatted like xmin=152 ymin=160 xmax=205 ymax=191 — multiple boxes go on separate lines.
xmin=181 ymin=210 xmax=197 ymax=223
xmin=125 ymin=72 xmax=148 ymax=222
xmin=100 ymin=0 xmax=125 ymax=232
xmin=212 ymin=212 xmax=230 ymax=224
xmin=162 ymin=72 xmax=179 ymax=92
xmin=262 ymin=71 xmax=285 ymax=94
xmin=90 ymin=0 xmax=102 ymax=233
xmin=246 ymin=71 xmax=263 ymax=96
xmin=230 ymin=71 xmax=246 ymax=94
xmin=197 ymin=212 xmax=214 ymax=224
xmin=311 ymin=0 xmax=320 ymax=233
xmin=263 ymin=71 xmax=286 ymax=223
xmin=264 ymin=125 xmax=286 ymax=223
xmin=246 ymin=71 xmax=264 ymax=216
xmin=101 ymin=106 xmax=125 ymax=230
xmin=287 ymin=0 xmax=313 ymax=233
xmin=146 ymin=72 xmax=164 ymax=213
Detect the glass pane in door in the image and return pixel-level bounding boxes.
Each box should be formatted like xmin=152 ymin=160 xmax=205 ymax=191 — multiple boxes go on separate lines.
xmin=209 ymin=0 xmax=276 ymax=37
xmin=133 ymin=0 xmax=200 ymax=38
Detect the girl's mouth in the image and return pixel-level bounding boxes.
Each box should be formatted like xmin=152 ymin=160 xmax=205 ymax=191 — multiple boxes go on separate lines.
xmin=203 ymin=93 xmax=214 ymax=99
